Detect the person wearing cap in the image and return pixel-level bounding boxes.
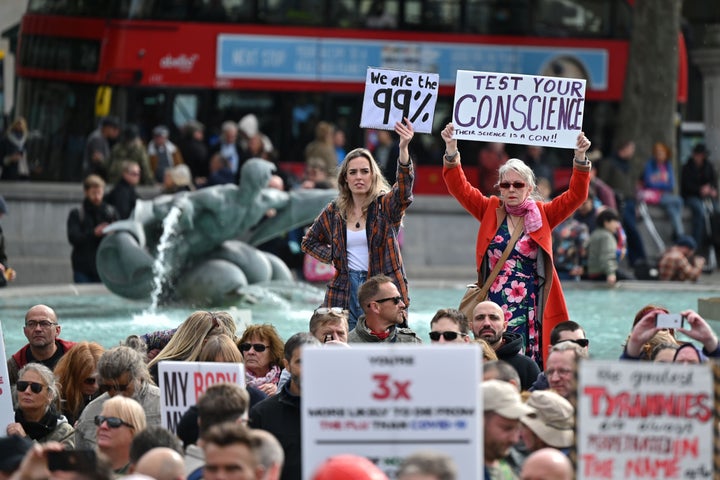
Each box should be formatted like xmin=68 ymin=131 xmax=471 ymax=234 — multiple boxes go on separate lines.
xmin=148 ymin=125 xmax=184 ymax=184
xmin=658 ymin=234 xmax=705 ymax=281
xmin=519 ymin=448 xmax=573 ymax=480
xmin=681 ymin=143 xmax=719 ymax=250
xmin=519 ymin=390 xmax=574 ymax=453
xmin=482 ymin=379 xmax=535 ymax=479
xmin=312 ymin=454 xmax=388 ymax=480
xmin=84 ymin=116 xmax=121 ymax=180
xmin=0 ymin=194 xmax=16 ymax=287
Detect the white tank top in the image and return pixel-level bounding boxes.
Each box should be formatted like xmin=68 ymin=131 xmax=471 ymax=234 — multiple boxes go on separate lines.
xmin=347 ymin=227 xmax=369 ymax=271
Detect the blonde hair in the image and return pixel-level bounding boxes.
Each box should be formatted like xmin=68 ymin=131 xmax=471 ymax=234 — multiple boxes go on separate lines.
xmin=336 ymin=148 xmax=391 ymax=220
xmin=148 ymin=311 xmax=236 ymax=370
xmin=101 ymin=395 xmax=147 ymax=432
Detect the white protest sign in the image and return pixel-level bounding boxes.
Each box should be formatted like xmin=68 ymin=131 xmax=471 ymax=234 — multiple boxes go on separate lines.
xmin=577 ymin=360 xmax=714 ymax=479
xmin=0 ymin=322 xmax=15 ymax=431
xmin=361 ymin=67 xmax=439 ymax=134
xmin=303 ymin=345 xmax=481 ymax=479
xmin=158 ymin=361 xmax=244 ymax=433
xmin=452 ymin=70 xmax=586 ymax=148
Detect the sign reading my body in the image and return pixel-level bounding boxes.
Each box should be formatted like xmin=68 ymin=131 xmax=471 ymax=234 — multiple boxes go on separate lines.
xmin=455 ymin=74 xmax=584 ymax=132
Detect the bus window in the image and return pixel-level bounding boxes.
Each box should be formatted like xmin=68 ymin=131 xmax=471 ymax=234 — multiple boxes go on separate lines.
xmin=363 ymin=0 xmax=398 ymax=29
xmin=403 ymin=0 xmax=461 ymax=31
xmin=173 ymin=94 xmax=199 ymax=129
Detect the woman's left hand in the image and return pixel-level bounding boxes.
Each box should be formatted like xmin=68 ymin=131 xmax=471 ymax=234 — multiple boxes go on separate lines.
xmin=574 ymin=131 xmax=591 ymax=159
xmin=259 ymin=382 xmax=278 ymax=396
xmin=395 ymin=118 xmax=414 ymax=149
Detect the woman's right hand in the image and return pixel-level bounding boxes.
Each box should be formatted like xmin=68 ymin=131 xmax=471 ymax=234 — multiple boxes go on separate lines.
xmin=441 ymin=123 xmax=458 ymax=158
xmin=259 ymin=383 xmax=278 ymax=396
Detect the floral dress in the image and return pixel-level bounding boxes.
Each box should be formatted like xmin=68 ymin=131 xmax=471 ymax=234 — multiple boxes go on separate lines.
xmin=487 ymin=218 xmax=540 ymax=364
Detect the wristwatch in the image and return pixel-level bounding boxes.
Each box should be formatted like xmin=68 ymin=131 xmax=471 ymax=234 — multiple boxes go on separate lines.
xmin=574 ymin=155 xmax=590 ymax=165
xmin=444 ymin=150 xmax=459 ymax=162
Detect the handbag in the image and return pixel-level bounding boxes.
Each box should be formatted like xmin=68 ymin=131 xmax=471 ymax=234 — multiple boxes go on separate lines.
xmin=459 ymin=217 xmax=525 ymax=320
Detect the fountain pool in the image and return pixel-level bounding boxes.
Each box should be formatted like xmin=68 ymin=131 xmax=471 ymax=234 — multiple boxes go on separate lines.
xmin=1 ymin=281 xmax=718 ymax=361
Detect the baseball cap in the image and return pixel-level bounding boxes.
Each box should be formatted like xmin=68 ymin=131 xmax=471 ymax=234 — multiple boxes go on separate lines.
xmin=521 ymin=390 xmax=575 ymax=448
xmin=483 ymin=379 xmax=535 ymax=419
xmin=693 ymin=143 xmax=709 ymax=155
xmin=312 ymin=454 xmax=388 ymax=480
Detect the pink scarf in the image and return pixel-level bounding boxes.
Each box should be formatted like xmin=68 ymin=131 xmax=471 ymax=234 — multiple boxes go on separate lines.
xmin=246 ymin=365 xmax=282 ymax=388
xmin=505 ymin=198 xmax=542 ymax=233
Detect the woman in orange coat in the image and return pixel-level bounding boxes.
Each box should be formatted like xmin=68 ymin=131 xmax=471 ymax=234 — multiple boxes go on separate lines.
xmin=441 ymin=123 xmax=591 ymax=368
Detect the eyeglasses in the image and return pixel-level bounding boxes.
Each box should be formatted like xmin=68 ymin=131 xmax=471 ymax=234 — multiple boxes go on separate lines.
xmin=558 ymin=338 xmax=590 ymax=348
xmin=17 ymin=381 xmax=45 ymax=394
xmin=314 ymin=307 xmax=349 ymax=316
xmin=239 ymin=343 xmax=268 ymax=353
xmin=98 ymin=382 xmax=131 ymax=393
xmin=498 ymin=181 xmax=527 ymax=190
xmin=94 ymin=415 xmax=133 ymax=429
xmin=24 ymin=320 xmax=57 ymax=329
xmin=370 ymin=296 xmax=403 ymax=307
xmin=429 ymin=331 xmax=468 ymax=341
xmin=84 ymin=377 xmax=97 ymax=386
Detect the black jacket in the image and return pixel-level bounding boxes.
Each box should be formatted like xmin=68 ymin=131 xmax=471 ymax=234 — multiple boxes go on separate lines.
xmin=105 ymin=178 xmax=138 ymax=220
xmin=249 ymin=384 xmax=301 ymax=480
xmin=495 ymin=332 xmax=541 ymax=391
xmin=67 ymin=199 xmax=118 ymax=279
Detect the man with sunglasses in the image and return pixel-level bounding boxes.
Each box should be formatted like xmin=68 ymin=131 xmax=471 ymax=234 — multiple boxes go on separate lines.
xmin=7 ymin=304 xmax=76 ymax=386
xmin=75 ymin=346 xmax=161 ymax=450
xmin=471 ymin=301 xmax=539 ymax=391
xmin=347 ymin=275 xmax=421 ymax=344
xmin=530 ymin=320 xmax=589 ymax=391
xmin=429 ymin=308 xmax=471 ymax=344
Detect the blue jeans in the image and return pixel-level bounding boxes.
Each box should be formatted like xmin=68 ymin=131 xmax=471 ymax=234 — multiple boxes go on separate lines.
xmin=659 ymin=193 xmax=685 ymax=238
xmin=685 ymin=196 xmax=718 ymax=247
xmin=347 ymin=270 xmax=367 ymax=331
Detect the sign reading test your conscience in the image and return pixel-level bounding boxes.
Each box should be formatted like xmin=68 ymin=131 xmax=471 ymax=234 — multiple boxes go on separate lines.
xmin=158 ymin=361 xmax=245 ymax=434
xmin=0 ymin=323 xmax=15 ymax=430
xmin=453 ymin=70 xmax=586 ymax=148
xmin=361 ymin=67 xmax=439 ymax=134
xmin=302 ymin=345 xmax=481 ymax=479
xmin=577 ymin=360 xmax=714 ymax=479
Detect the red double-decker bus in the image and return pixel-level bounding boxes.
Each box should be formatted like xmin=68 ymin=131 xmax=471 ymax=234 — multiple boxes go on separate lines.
xmin=15 ymin=0 xmax=687 ymax=186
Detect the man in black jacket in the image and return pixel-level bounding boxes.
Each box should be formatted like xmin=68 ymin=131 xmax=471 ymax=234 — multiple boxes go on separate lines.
xmin=67 ymin=174 xmax=118 ymax=283
xmin=471 ymin=300 xmax=541 ymax=391
xmin=105 ymin=161 xmax=140 ymax=219
xmin=249 ymin=333 xmax=320 ymax=480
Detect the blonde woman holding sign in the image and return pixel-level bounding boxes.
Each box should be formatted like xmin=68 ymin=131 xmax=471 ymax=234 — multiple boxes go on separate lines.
xmin=302 ymin=118 xmax=415 ymax=331
xmin=441 ymin=123 xmax=591 ymax=368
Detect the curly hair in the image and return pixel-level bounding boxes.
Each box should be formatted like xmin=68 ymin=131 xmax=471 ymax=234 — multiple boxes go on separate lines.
xmin=54 ymin=341 xmax=105 ymax=421
xmin=237 ymin=324 xmax=285 ymax=370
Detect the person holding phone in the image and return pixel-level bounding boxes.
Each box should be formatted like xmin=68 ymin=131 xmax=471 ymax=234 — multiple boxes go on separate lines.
xmin=442 ymin=123 xmax=592 ymax=368
xmin=6 ymin=363 xmax=75 ymax=448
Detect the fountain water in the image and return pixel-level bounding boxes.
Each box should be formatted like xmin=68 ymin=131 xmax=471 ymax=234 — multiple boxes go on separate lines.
xmin=147 ymin=205 xmax=182 ymax=314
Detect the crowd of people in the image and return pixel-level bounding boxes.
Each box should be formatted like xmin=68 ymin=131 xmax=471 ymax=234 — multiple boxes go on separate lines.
xmin=1 ymin=113 xmax=719 ymax=478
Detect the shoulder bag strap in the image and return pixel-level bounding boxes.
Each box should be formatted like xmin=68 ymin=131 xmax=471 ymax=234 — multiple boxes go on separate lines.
xmin=476 ymin=217 xmax=525 ymax=297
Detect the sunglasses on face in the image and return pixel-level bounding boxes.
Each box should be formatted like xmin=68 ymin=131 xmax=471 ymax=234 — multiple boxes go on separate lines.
xmin=239 ymin=343 xmax=268 ymax=353
xmin=498 ymin=181 xmax=527 ymax=190
xmin=98 ymin=382 xmax=131 ymax=393
xmin=558 ymin=338 xmax=590 ymax=348
xmin=369 ymin=296 xmax=403 ymax=307
xmin=429 ymin=331 xmax=467 ymax=341
xmin=17 ymin=381 xmax=45 ymax=394
xmin=94 ymin=415 xmax=133 ymax=429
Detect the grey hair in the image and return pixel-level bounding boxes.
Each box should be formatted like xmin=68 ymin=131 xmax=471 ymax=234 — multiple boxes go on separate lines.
xmin=483 ymin=359 xmax=521 ymax=386
xmin=398 ymin=451 xmax=457 ymax=480
xmin=497 ymin=158 xmax=543 ymax=201
xmin=549 ymin=340 xmax=589 ymax=359
xmin=98 ymin=345 xmax=153 ymax=384
xmin=17 ymin=363 xmax=59 ymax=405
xmin=250 ymin=429 xmax=285 ymax=471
